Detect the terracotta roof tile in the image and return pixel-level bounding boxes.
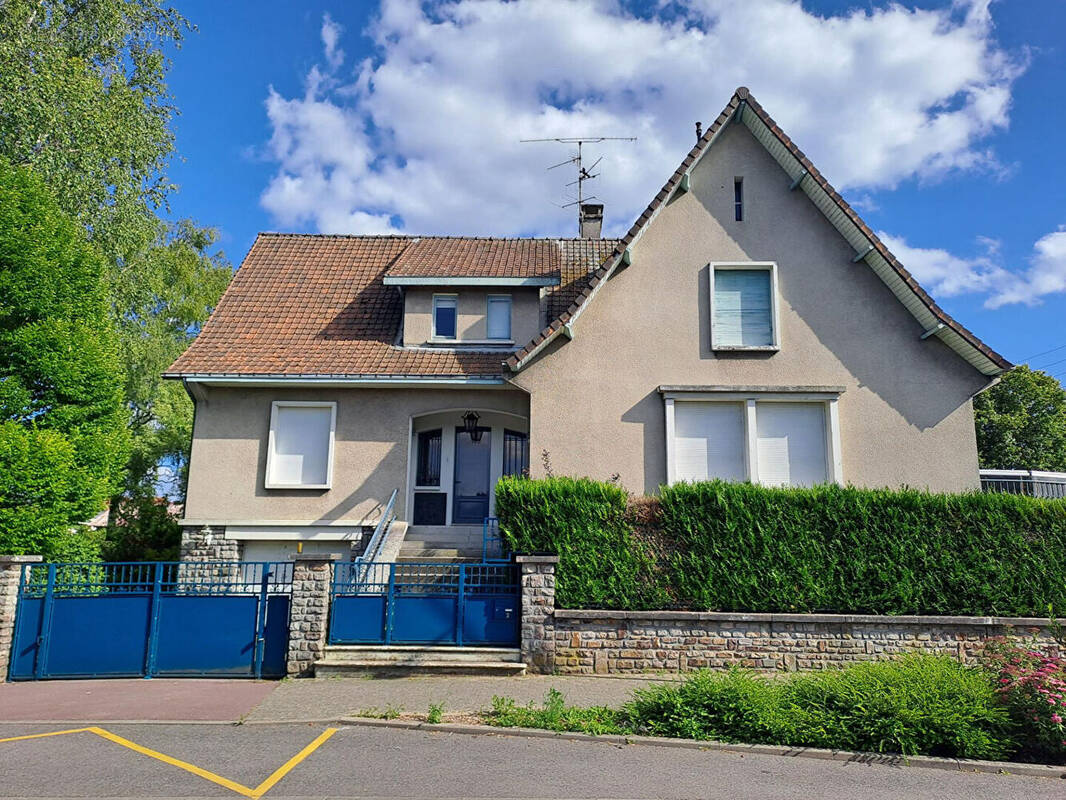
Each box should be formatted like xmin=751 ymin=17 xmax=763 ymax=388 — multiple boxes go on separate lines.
xmin=166 ymin=233 xmax=617 ymax=378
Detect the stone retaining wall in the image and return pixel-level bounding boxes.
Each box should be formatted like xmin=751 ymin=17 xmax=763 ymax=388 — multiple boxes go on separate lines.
xmin=552 ymin=609 xmax=1061 ymax=674
xmin=520 ymin=560 xmax=1062 ymax=675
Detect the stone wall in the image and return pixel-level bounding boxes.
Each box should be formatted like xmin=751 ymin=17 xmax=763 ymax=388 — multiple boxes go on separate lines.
xmin=286 ymin=553 xmax=340 ymax=677
xmin=180 ymin=526 xmax=240 ymax=562
xmin=517 ymin=555 xmax=558 ymax=673
xmin=551 ymin=610 xmax=1062 ymax=674
xmin=0 ymin=555 xmax=42 ymax=683
xmin=518 ymin=560 xmax=1062 ymax=675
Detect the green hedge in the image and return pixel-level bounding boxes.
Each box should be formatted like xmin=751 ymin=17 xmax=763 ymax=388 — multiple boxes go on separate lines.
xmin=495 ymin=477 xmax=1066 ymax=616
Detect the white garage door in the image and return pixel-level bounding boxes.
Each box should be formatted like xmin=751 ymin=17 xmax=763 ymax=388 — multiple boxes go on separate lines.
xmin=241 ymin=540 xmax=350 ymax=563
xmin=673 ymin=401 xmax=746 ymax=482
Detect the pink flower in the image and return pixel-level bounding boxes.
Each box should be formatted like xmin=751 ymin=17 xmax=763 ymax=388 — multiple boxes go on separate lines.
xmin=1051 ymin=713 xmax=1063 ymax=725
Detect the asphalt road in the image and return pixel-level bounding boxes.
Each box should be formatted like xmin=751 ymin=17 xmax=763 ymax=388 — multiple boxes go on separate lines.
xmin=0 ymin=722 xmax=1057 ymax=799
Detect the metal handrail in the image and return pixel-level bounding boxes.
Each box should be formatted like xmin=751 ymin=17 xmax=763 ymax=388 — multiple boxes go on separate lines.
xmin=353 ymin=488 xmax=399 ymax=584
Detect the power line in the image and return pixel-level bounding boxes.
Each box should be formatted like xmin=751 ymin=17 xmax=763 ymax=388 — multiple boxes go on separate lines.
xmin=1021 ymin=342 xmax=1066 ymax=362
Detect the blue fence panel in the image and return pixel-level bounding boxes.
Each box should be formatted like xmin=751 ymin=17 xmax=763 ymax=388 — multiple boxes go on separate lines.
xmin=44 ymin=595 xmax=152 ymax=678
xmin=328 ymin=561 xmax=519 ymax=647
xmin=9 ymin=597 xmax=43 ymax=680
xmin=153 ymin=595 xmax=259 ymax=676
xmin=7 ymin=561 xmax=294 ymax=681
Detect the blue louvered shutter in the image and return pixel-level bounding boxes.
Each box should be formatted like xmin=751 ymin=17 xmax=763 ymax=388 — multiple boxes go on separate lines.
xmin=713 ymin=269 xmax=773 ymax=347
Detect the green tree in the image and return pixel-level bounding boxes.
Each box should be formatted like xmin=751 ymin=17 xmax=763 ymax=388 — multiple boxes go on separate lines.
xmin=0 ymin=0 xmax=231 ymax=523
xmin=974 ymin=366 xmax=1066 ymax=471
xmin=0 ymin=162 xmax=129 ymax=559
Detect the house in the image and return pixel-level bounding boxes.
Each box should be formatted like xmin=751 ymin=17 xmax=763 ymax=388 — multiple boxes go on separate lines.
xmin=166 ymin=88 xmax=1011 ymax=562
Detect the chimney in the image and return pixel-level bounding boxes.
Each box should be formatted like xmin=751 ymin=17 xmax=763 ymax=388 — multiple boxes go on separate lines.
xmin=695 ymin=121 xmax=702 ymax=142
xmin=579 ymin=203 xmax=603 ymax=239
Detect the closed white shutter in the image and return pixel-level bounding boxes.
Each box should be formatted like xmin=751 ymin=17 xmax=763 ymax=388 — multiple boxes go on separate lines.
xmin=713 ymin=269 xmax=773 ymax=347
xmin=268 ymin=405 xmax=334 ymax=487
xmin=755 ymin=403 xmax=827 ymax=487
xmin=486 ymin=296 xmax=511 ymax=339
xmin=673 ymin=402 xmax=746 ymax=482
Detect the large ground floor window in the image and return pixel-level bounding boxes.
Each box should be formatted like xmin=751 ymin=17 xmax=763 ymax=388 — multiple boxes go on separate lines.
xmin=663 ymin=388 xmax=843 ymax=488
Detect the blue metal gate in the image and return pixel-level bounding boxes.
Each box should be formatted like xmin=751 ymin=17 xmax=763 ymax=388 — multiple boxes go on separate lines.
xmin=8 ymin=561 xmax=292 ymax=680
xmin=328 ymin=562 xmax=519 ymax=646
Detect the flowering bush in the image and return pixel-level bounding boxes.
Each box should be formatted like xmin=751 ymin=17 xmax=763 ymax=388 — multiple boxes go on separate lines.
xmin=985 ymin=639 xmax=1066 ymax=763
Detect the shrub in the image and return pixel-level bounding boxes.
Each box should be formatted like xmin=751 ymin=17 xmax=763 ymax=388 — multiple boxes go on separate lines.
xmin=488 ymin=689 xmax=627 ymax=736
xmin=497 ymin=476 xmax=1066 ymax=616
xmin=482 ymin=658 xmax=1015 ymax=761
xmin=984 ymin=640 xmax=1066 ymax=763
xmin=496 ymin=476 xmax=667 ymax=608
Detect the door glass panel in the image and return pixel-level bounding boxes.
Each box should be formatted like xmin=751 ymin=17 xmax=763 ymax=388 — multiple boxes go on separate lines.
xmin=453 ymin=429 xmax=491 ymax=524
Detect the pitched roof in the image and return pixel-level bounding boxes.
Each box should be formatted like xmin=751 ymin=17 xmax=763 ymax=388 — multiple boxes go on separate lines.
xmin=165 ymin=233 xmax=618 ymax=379
xmin=507 ymin=87 xmax=1011 ymax=377
xmin=386 ymin=237 xmax=560 ymax=280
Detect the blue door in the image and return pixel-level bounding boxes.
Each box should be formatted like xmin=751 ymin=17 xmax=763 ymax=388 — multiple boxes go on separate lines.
xmin=453 ymin=428 xmax=491 ymax=524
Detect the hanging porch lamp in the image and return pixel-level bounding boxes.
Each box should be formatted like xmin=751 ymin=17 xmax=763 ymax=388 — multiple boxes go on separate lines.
xmin=462 ymin=411 xmax=483 ymax=442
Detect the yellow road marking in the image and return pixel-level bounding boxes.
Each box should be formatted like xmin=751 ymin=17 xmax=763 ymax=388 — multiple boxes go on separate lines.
xmin=0 ymin=727 xmax=92 ymax=743
xmin=0 ymin=724 xmax=341 ymax=799
xmin=249 ymin=727 xmax=338 ymax=798
xmin=88 ymin=726 xmax=259 ymax=797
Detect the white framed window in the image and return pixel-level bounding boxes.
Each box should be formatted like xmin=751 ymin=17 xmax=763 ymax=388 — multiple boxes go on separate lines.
xmin=486 ymin=294 xmax=512 ymax=340
xmin=432 ymin=294 xmax=458 ymax=340
xmin=664 ymin=390 xmax=842 ymax=488
xmin=710 ymin=262 xmax=779 ymax=350
xmin=265 ymin=401 xmax=336 ymax=489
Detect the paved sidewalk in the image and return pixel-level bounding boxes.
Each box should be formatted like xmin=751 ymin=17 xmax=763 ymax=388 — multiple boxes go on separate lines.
xmin=248 ymin=674 xmax=676 ymax=721
xmin=0 ymin=679 xmax=276 ymax=722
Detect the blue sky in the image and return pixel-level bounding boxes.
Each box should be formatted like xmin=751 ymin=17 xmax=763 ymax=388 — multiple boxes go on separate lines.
xmin=164 ymin=0 xmax=1066 ymax=373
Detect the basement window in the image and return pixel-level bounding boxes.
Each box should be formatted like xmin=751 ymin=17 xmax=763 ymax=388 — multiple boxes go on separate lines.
xmin=734 ymin=177 xmax=744 ymax=221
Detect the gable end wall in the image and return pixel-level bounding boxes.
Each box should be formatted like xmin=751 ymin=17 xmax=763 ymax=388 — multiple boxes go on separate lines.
xmin=512 ymin=123 xmax=987 ymax=494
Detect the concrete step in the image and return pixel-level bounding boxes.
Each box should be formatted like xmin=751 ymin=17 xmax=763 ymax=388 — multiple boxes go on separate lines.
xmin=314 ymin=659 xmax=527 ymax=677
xmin=322 ymin=645 xmax=522 ymax=663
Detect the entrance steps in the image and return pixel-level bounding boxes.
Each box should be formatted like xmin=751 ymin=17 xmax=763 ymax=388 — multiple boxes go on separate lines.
xmin=396 ymin=524 xmax=484 ymax=561
xmin=314 ymin=645 xmax=526 ymax=677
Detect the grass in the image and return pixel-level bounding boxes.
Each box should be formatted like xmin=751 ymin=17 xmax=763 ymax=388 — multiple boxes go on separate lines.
xmin=480 ymin=657 xmax=1023 ymax=762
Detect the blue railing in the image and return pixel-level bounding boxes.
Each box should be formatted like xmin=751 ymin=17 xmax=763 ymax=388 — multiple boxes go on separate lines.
xmin=18 ymin=561 xmax=295 ymax=597
xmin=482 ymin=516 xmax=510 ymax=561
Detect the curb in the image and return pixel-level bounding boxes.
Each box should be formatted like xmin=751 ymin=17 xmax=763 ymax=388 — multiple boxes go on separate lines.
xmin=337 ymin=717 xmax=1066 ymax=781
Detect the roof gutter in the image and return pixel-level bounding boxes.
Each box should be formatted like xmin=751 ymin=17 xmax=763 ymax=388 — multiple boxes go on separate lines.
xmin=167 ymin=374 xmax=506 ymax=388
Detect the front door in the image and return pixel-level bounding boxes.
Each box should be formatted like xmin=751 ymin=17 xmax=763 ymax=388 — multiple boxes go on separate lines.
xmin=453 ymin=429 xmax=491 ymax=524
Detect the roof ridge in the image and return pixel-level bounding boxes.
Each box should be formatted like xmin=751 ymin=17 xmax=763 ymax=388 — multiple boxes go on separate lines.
xmin=255 ymin=231 xmax=622 ymax=243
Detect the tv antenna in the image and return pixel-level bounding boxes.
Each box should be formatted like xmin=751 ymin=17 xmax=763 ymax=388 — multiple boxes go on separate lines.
xmin=521 ymin=136 xmax=636 ymax=231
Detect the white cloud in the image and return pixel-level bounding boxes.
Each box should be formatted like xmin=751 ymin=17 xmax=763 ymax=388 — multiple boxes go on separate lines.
xmin=261 ymin=0 xmax=1024 ymax=240
xmin=321 ymin=13 xmax=344 ymax=70
xmin=879 ymin=227 xmax=1066 ymax=308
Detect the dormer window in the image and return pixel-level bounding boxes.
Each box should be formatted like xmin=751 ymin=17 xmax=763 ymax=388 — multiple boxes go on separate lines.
xmin=486 ymin=295 xmax=512 ymax=340
xmin=710 ymin=262 xmax=779 ymax=350
xmin=432 ymin=294 xmax=457 ymax=340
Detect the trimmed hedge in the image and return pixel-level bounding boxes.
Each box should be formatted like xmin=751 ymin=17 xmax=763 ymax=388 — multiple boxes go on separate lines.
xmin=495 ymin=476 xmax=1066 ymax=616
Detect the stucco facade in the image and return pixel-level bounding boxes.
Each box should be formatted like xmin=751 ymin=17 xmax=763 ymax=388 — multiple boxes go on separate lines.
xmin=510 ymin=123 xmax=988 ymax=493
xmin=402 ymin=287 xmax=542 ymax=346
xmin=183 ymin=385 xmax=529 ymax=525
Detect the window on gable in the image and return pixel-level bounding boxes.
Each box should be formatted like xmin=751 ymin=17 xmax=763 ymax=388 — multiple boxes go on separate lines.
xmin=432 ymin=295 xmax=457 ymax=339
xmin=711 ymin=264 xmax=777 ymax=349
xmin=734 ymin=177 xmax=743 ymax=221
xmin=486 ymin=295 xmax=512 ymax=340
xmin=265 ymin=402 xmax=336 ymax=489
